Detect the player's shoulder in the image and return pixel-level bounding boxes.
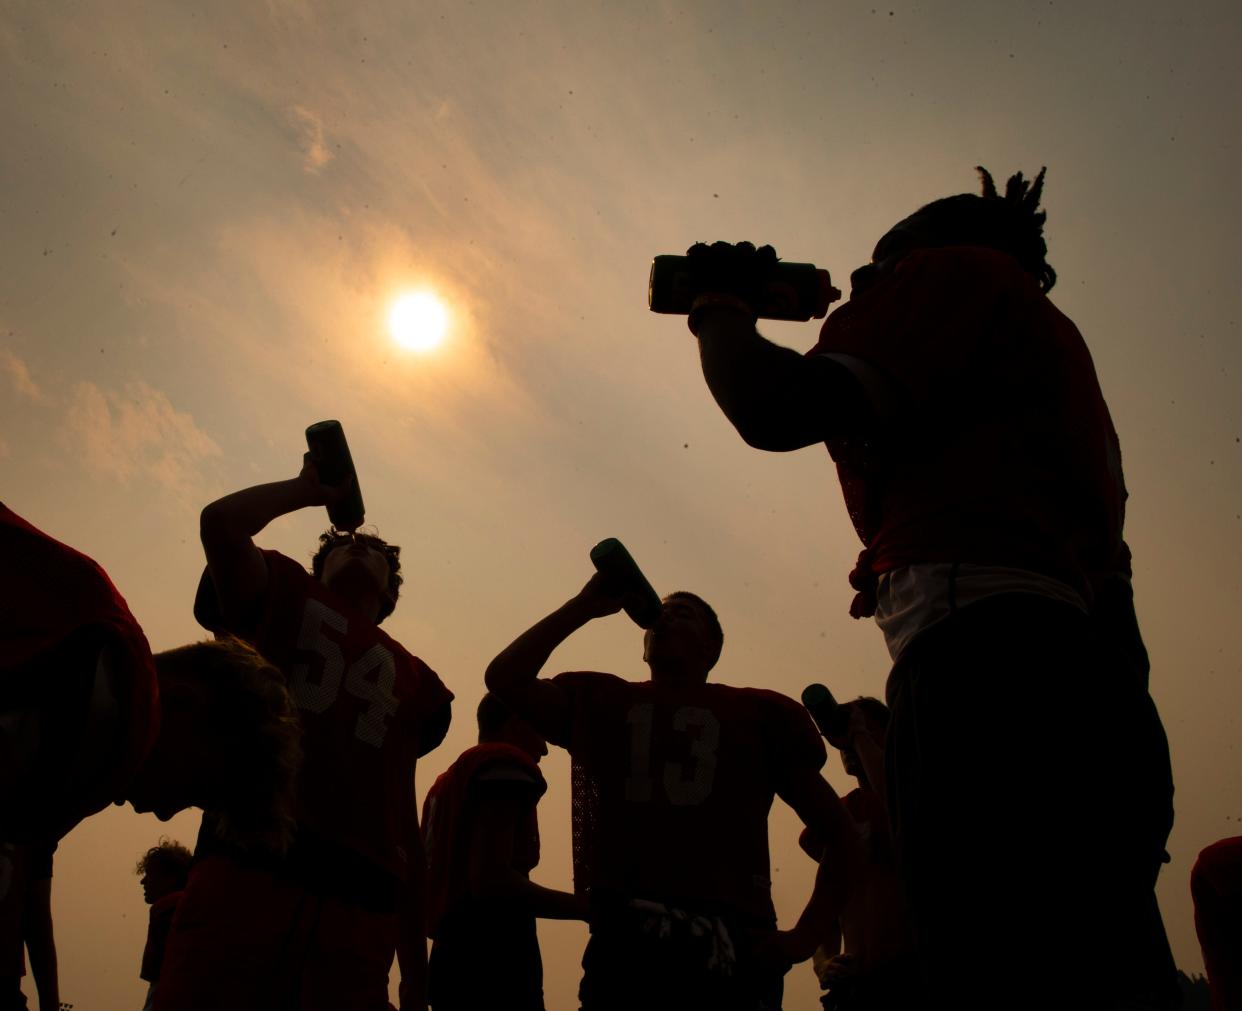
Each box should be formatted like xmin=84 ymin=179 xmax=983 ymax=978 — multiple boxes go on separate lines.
xmin=726 ymin=685 xmax=811 ymax=723
xmin=552 ymin=670 xmax=629 ymax=696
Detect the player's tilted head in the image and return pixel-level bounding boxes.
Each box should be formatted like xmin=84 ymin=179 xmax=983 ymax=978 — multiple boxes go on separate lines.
xmin=877 ymin=166 xmax=1056 ymax=293
xmin=135 ymin=837 xmax=193 ymax=903
xmin=310 ymin=528 xmax=403 ymax=623
xmin=643 ymin=590 xmax=724 ymax=681
xmin=132 ymin=636 xmax=303 ymax=854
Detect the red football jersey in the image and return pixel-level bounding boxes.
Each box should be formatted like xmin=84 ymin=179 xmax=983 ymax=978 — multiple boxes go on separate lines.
xmin=552 ymin=672 xmax=826 ymax=922
xmin=195 ymin=550 xmax=453 ymax=882
xmin=1192 ymin=836 xmax=1242 ymax=1011
xmin=421 ymin=742 xmax=545 ymax=937
xmin=1 ymin=504 xmax=160 ymax=821
xmin=808 ymin=247 xmax=1130 ymax=602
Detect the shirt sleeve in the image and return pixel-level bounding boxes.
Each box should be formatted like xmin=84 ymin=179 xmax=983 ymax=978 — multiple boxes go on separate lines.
xmin=548 ymin=671 xmax=621 ymax=751
xmin=758 ymin=690 xmax=828 ymax=779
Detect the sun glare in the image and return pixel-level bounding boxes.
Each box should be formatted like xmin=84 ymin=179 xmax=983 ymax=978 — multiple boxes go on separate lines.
xmin=388 ymin=291 xmax=449 ymax=352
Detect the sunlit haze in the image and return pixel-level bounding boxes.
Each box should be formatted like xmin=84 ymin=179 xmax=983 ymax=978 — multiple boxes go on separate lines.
xmin=2 ymin=1 xmax=1239 ymax=1007
xmin=389 ymin=291 xmax=449 ymax=352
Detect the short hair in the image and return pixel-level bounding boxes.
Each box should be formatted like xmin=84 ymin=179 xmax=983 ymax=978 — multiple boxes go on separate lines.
xmin=134 ymin=838 xmax=194 ymax=886
xmin=849 ymin=695 xmax=890 ymax=729
xmin=153 ymin=636 xmax=302 ymax=854
xmin=477 ymin=692 xmax=513 ymax=739
xmin=309 ymin=529 xmax=403 ymax=624
xmin=907 ymin=166 xmax=1056 ymax=292
xmin=665 ymin=591 xmax=724 ymax=670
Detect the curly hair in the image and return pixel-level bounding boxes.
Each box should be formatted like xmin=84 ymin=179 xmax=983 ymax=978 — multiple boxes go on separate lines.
xmin=907 ymin=166 xmax=1056 ymax=292
xmin=309 ymin=528 xmax=403 ymax=624
xmin=153 ymin=637 xmax=302 ymax=855
xmin=134 ymin=837 xmax=194 ymax=884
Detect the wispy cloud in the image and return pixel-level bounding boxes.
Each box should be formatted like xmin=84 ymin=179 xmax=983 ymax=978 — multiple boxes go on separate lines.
xmin=60 ymin=381 xmax=223 ymax=503
xmin=289 ymin=104 xmax=333 ymax=173
xmin=0 ymin=348 xmax=46 ymax=403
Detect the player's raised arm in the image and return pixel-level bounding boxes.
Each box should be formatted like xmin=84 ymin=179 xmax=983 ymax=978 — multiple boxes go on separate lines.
xmin=686 ymin=242 xmax=873 ymax=452
xmin=771 ymin=765 xmax=862 ymax=965
xmin=198 ymin=454 xmax=350 ymax=626
xmin=484 ymin=571 xmax=622 ymax=745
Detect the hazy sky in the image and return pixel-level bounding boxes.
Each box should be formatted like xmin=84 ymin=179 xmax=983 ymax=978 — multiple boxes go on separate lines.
xmin=3 ymin=0 xmax=1240 ymax=1006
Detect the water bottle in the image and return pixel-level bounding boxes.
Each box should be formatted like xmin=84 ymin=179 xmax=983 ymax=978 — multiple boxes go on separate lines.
xmin=648 ymin=254 xmax=840 ymax=321
xmin=589 ymin=538 xmax=663 ymax=628
xmin=305 ymin=420 xmax=365 ymax=531
xmin=801 ymin=683 xmax=850 ymax=739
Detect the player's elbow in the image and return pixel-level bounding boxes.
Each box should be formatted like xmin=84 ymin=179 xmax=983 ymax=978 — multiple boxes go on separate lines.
xmin=199 ymin=499 xmax=233 ymax=548
xmin=731 ymin=410 xmax=822 ymax=452
xmin=483 ymin=657 xmax=518 ymax=698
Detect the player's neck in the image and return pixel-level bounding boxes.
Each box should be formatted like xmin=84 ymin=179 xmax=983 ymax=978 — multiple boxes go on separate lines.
xmin=647 ymin=660 xmax=708 ymax=687
xmin=323 ymin=572 xmax=384 ymax=624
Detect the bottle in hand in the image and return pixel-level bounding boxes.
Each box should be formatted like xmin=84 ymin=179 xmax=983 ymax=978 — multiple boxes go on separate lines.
xmin=801 ymin=683 xmax=851 ymax=740
xmin=590 ymin=538 xmax=664 ymax=628
xmin=305 ymin=420 xmax=366 ymax=531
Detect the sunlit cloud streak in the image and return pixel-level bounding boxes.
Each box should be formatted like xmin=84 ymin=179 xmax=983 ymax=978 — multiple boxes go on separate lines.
xmin=59 ymin=380 xmax=222 ymax=503
xmin=0 ymin=348 xmax=46 ymax=403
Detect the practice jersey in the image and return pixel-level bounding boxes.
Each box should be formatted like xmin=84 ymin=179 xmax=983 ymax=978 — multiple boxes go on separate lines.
xmin=552 ymin=672 xmax=826 ymax=922
xmin=809 ymin=247 xmax=1129 ymax=604
xmin=194 ymin=550 xmax=453 ymax=882
xmin=421 ymin=742 xmax=545 ymax=938
xmin=1 ymin=504 xmax=159 ymax=818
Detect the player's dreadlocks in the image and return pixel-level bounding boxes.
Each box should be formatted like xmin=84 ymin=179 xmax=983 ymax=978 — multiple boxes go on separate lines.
xmin=908 ymin=166 xmax=1056 ymax=292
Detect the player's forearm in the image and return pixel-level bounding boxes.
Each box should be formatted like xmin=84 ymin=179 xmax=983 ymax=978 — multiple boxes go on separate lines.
xmin=200 ymin=478 xmax=318 ymax=548
xmin=790 ymin=851 xmax=852 ymax=959
xmin=24 ymin=910 xmax=59 ymax=1011
xmin=484 ymin=596 xmax=597 ymax=695
xmin=695 ymin=309 xmax=831 ymax=451
xmin=473 ymin=867 xmax=588 ymax=921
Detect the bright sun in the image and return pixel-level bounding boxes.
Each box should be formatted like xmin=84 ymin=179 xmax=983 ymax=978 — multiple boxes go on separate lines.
xmin=388 ymin=291 xmax=449 ymax=352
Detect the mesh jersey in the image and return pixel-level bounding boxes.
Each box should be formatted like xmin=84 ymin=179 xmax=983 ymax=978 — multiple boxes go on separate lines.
xmin=421 ymin=743 xmax=545 ymax=938
xmin=809 ymin=247 xmax=1130 ymax=603
xmin=0 ymin=504 xmax=159 ymax=817
xmin=552 ymin=672 xmax=826 ymax=922
xmin=194 ymin=550 xmax=453 ymax=882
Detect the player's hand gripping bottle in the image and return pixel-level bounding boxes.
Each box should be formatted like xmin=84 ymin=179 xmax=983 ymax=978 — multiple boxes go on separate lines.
xmin=590 ymin=538 xmax=663 ymax=628
xmin=305 ymin=420 xmax=366 ymax=531
xmin=801 ymin=683 xmax=851 ymax=740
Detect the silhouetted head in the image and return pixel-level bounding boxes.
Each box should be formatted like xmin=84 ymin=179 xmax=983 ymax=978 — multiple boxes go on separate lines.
xmin=852 ymin=166 xmax=1055 ymax=296
xmin=135 ymin=837 xmax=193 ymax=904
xmin=476 ymin=692 xmax=548 ymax=761
xmin=642 ymin=592 xmax=724 ymax=684
xmin=310 ymin=529 xmax=403 ymax=623
xmin=126 ymin=636 xmax=302 ymax=854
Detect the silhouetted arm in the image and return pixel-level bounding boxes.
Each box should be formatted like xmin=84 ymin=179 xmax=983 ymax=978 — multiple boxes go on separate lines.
xmin=694 ymin=306 xmax=873 ymax=451
xmin=24 ymin=873 xmax=59 ymax=1011
xmin=773 ymin=767 xmax=861 ymax=964
xmin=468 ymin=782 xmax=587 ymax=920
xmin=199 ymin=456 xmax=346 ymax=626
xmin=484 ymin=572 xmax=623 ymax=745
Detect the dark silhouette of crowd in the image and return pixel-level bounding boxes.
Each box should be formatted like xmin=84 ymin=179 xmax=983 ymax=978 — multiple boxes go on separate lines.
xmin=3 ymin=168 xmax=1234 ymax=1010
